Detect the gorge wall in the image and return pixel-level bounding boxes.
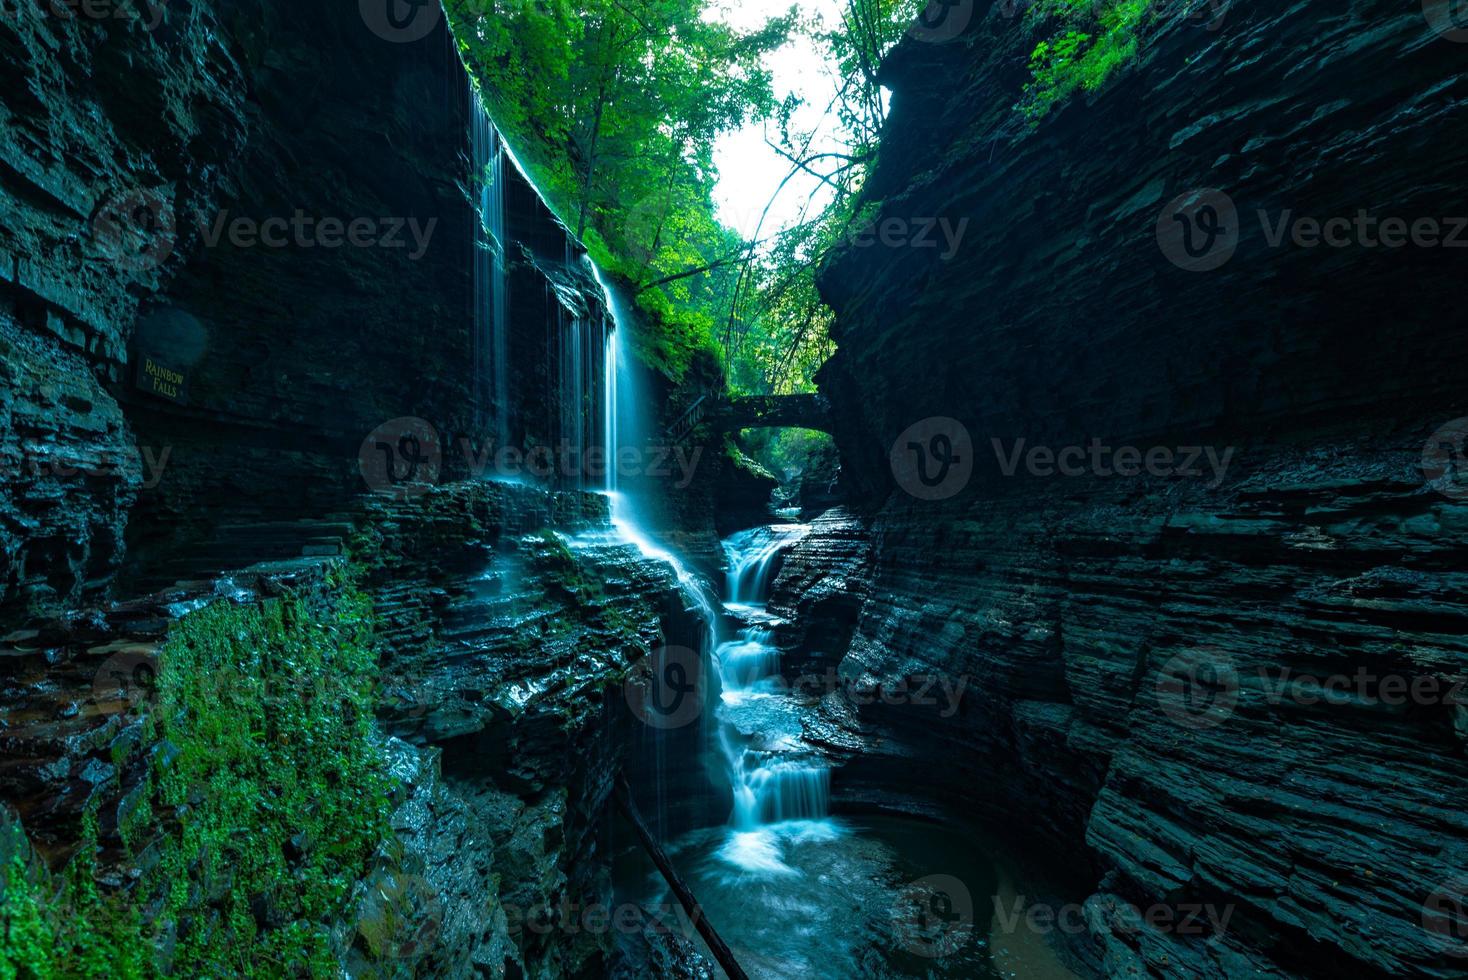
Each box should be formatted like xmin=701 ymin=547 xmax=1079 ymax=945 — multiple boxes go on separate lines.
xmin=0 ymin=3 xmax=716 ymax=976
xmin=0 ymin=0 xmax=636 ymax=620
xmin=804 ymin=1 xmax=1468 ymax=977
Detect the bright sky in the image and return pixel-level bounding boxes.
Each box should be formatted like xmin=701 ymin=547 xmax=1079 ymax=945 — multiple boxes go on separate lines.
xmin=704 ymin=0 xmax=852 ymax=241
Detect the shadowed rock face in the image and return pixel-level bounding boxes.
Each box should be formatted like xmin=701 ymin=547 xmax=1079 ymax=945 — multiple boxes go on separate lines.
xmin=0 ymin=4 xmax=248 ymax=619
xmin=821 ymin=1 xmax=1468 ymax=500
xmin=0 ymin=2 xmax=622 ymax=622
xmin=805 ymin=2 xmax=1468 ymax=976
xmin=0 ymin=480 xmax=704 ymax=977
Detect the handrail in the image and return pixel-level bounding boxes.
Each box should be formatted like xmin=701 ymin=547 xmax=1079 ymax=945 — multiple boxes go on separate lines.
xmin=613 ymin=777 xmax=749 ymax=980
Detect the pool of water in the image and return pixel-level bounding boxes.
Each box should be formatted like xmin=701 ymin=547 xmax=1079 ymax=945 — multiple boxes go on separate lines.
xmin=613 ymin=524 xmax=1078 ymax=979
xmin=618 ymin=814 xmax=1075 ymax=980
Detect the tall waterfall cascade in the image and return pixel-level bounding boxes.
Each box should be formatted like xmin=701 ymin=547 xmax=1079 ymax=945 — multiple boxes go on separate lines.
xmin=469 ymin=83 xmax=509 ymax=449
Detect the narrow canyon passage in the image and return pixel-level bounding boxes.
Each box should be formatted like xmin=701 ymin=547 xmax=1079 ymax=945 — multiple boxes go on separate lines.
xmin=2 ymin=2 xmax=1466 ymax=979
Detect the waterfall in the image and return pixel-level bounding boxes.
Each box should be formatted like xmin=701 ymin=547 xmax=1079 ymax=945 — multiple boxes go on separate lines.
xmin=470 ymin=83 xmax=509 ymax=450
xmin=723 ymin=525 xmax=811 ymax=607
xmin=592 ymin=273 xmax=716 ymax=646
xmin=711 ymin=522 xmax=840 ymax=876
xmin=587 ymin=263 xmax=719 ymax=842
xmin=603 ymin=321 xmax=618 ymax=495
xmin=587 ymin=243 xmax=827 ymax=878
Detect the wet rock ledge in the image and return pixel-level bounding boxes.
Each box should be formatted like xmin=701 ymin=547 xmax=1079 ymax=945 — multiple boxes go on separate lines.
xmin=793 ymin=2 xmax=1468 ymax=975
xmin=0 ymin=480 xmax=698 ymax=978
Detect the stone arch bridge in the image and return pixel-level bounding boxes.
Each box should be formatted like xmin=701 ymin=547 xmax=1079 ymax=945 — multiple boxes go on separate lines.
xmin=666 ymin=393 xmax=834 ymax=443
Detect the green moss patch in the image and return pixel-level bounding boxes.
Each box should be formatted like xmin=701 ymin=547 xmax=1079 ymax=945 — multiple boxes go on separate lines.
xmin=2 ymin=571 xmax=393 ymax=979
xmin=1018 ymin=0 xmax=1156 ymax=124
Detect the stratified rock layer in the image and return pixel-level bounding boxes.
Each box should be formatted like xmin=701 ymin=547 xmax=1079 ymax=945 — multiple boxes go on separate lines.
xmin=0 ymin=481 xmax=699 ymax=977
xmin=807 ymin=2 xmax=1468 ymax=976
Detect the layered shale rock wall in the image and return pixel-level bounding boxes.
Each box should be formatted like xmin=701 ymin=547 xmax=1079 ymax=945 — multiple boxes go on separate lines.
xmin=805 ymin=2 xmax=1468 ymax=976
xmin=0 ymin=480 xmax=698 ymax=976
xmin=0 ymin=1 xmax=617 ymax=622
xmin=0 ymin=4 xmax=707 ymax=976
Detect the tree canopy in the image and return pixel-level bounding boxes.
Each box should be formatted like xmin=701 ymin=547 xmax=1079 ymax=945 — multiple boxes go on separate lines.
xmin=446 ymin=0 xmax=923 ymax=393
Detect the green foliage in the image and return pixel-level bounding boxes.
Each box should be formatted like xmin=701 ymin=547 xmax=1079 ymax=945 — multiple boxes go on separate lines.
xmin=723 ymin=437 xmax=778 ymax=483
xmin=445 ymin=0 xmax=933 ymax=395
xmin=1019 ymin=0 xmax=1154 ymax=122
xmin=628 ymin=286 xmax=724 ymax=385
xmin=1 ymin=849 xmax=58 ymax=980
xmin=1 ymin=579 xmax=393 ymax=980
xmin=740 ymin=427 xmax=835 ymax=483
xmin=1 ymin=812 xmax=151 ymax=979
xmin=725 ymin=0 xmax=920 ymax=395
xmin=528 ymin=530 xmax=643 ymax=636
xmin=151 ymin=588 xmax=389 ymax=977
xmin=447 ymin=0 xmax=788 ymax=382
xmin=725 ymin=213 xmax=842 ymax=396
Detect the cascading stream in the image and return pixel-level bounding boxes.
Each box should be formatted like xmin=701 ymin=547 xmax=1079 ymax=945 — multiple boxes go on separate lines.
xmin=593 ymin=258 xmax=1032 ymax=980
xmin=711 ymin=524 xmax=845 ymax=876
xmin=590 ymin=265 xmax=831 ymax=871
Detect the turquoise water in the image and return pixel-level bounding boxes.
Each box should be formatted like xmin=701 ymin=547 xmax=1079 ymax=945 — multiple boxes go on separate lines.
xmin=623 ymin=814 xmax=1009 ymax=979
